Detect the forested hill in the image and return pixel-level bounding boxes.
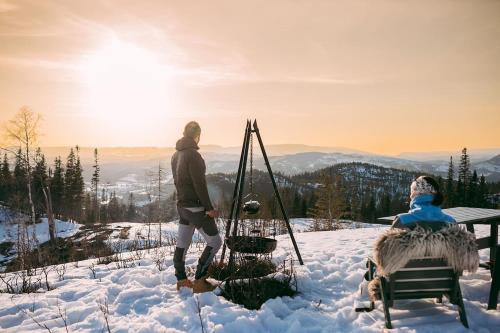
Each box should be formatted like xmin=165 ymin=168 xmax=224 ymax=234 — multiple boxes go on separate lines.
xmin=292 ymin=162 xmax=421 ymax=199
xmin=291 ymin=163 xmax=422 ymax=221
xmin=290 ymin=160 xmax=494 ymax=220
xmin=206 ymin=163 xmax=424 ymax=222
xmin=207 ymin=161 xmax=496 ymax=224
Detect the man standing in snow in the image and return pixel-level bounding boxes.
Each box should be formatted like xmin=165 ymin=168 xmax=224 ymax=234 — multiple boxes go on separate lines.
xmin=171 ymin=121 xmax=222 ymax=293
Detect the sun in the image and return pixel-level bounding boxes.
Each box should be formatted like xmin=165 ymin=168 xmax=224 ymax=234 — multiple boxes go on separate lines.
xmin=79 ymin=38 xmax=173 ymax=130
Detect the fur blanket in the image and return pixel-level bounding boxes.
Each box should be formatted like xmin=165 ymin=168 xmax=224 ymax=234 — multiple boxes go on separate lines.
xmin=367 ymin=224 xmax=479 ymax=301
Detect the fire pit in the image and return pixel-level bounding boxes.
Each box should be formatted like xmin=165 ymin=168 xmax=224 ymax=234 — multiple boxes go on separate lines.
xmin=226 ymin=236 xmax=277 ymax=254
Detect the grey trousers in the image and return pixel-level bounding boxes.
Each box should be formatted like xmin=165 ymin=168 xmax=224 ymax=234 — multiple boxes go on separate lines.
xmin=174 ymin=207 xmax=222 ymax=281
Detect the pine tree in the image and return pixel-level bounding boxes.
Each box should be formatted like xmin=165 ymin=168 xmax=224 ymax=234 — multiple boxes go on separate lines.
xmin=308 ymin=172 xmax=351 ymax=230
xmin=43 ymin=165 xmax=57 ymax=243
xmin=378 ymin=194 xmax=392 ymax=217
xmin=308 ymin=173 xmax=336 ymax=230
xmin=91 ymin=148 xmax=100 ymax=223
xmin=100 ymin=187 xmax=109 ymax=223
xmin=478 ymin=175 xmax=489 ymax=208
xmin=456 ymin=178 xmax=463 ymax=206
xmin=366 ymin=195 xmax=376 ymax=223
xmin=300 ymin=198 xmax=308 ymax=217
xmin=292 ymin=192 xmax=301 ymax=218
xmin=437 ymin=176 xmax=444 ymax=197
xmin=331 ymin=175 xmax=351 ymax=220
xmin=73 ymin=147 xmax=85 ymax=222
xmin=32 ymin=148 xmax=48 ymax=216
xmin=13 ymin=149 xmax=28 ymax=211
xmin=306 ymin=192 xmax=316 ymax=218
xmin=457 ymin=148 xmax=471 ymax=205
xmin=63 ymin=147 xmax=84 ymax=221
xmin=64 ymin=148 xmax=76 ymax=220
xmin=468 ymin=170 xmax=479 ymax=207
xmin=0 ymin=154 xmax=12 ymax=203
xmin=349 ymin=192 xmax=362 ymax=222
xmin=50 ymin=157 xmax=65 ymax=218
xmin=101 ymin=187 xmax=107 ymax=203
xmin=108 ymin=191 xmax=122 ymax=222
xmin=127 ymin=192 xmax=136 ymax=221
xmin=83 ymin=192 xmax=92 ymax=224
xmin=156 ymin=162 xmax=164 ymax=245
xmin=444 ymin=156 xmax=455 ymax=208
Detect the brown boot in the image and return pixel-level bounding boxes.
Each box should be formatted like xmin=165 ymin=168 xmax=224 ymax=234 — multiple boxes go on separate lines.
xmin=176 ymin=279 xmax=194 ymax=291
xmin=193 ymin=277 xmax=216 ymax=293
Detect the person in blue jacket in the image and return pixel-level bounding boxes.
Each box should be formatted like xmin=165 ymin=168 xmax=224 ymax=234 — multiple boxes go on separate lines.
xmin=392 ymin=175 xmax=456 ymax=231
xmin=357 ymin=176 xmax=457 ymax=309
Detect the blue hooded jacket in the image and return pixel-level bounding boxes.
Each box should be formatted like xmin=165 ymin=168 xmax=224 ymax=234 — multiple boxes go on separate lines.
xmin=393 ymin=194 xmax=455 ymax=229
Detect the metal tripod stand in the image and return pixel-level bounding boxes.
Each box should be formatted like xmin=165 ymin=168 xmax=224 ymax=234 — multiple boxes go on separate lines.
xmin=219 ymin=119 xmax=304 ymax=267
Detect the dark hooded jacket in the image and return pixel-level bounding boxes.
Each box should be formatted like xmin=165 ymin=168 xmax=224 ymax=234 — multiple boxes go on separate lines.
xmin=171 ymin=136 xmax=213 ymax=211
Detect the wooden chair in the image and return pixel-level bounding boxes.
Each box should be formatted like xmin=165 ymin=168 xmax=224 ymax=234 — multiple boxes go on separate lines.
xmin=368 ymin=257 xmax=469 ymax=329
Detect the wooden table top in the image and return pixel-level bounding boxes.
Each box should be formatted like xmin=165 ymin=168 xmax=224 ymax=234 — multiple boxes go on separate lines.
xmin=377 ymin=207 xmax=500 ymax=225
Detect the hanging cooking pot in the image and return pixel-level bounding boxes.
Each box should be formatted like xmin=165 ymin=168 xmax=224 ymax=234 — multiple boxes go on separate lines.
xmin=243 ymin=200 xmax=260 ymax=215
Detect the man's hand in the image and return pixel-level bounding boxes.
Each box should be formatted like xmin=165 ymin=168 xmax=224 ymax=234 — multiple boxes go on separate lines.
xmin=206 ymin=210 xmax=220 ymax=218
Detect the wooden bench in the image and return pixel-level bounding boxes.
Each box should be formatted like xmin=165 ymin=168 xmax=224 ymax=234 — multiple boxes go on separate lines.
xmin=369 ymin=257 xmax=468 ymax=329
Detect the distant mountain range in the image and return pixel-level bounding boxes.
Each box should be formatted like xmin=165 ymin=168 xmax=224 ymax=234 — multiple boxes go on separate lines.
xmin=475 ymin=154 xmax=500 ymax=181
xmin=208 ymin=152 xmax=500 ymax=181
xmin=34 ymin=145 xmax=500 ymax=183
xmin=397 ymin=148 xmax=500 ymax=162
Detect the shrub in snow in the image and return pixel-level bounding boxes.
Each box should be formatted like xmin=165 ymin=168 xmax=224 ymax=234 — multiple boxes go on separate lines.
xmin=209 ymin=258 xmax=298 ymax=310
xmin=208 ymin=258 xmax=276 ymax=281
xmin=220 ymin=276 xmax=297 ymax=310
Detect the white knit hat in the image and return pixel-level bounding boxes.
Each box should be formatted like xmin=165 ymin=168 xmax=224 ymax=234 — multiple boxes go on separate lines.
xmin=410 ymin=176 xmax=437 ymax=197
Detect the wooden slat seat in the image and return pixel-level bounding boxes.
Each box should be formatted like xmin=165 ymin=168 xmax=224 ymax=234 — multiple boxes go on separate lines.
xmin=372 ymin=257 xmax=469 ymax=329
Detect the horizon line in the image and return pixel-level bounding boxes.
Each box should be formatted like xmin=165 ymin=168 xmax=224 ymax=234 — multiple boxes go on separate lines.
xmin=30 ymin=144 xmax=500 ymax=156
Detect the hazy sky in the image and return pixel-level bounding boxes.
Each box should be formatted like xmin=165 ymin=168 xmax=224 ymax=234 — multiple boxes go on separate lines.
xmin=0 ymin=0 xmax=499 ymax=155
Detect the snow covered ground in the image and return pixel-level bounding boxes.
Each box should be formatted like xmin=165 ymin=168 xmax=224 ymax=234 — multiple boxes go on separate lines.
xmin=105 ymin=221 xmax=182 ymax=241
xmin=0 ymin=225 xmax=498 ymax=332
xmin=0 ymin=218 xmax=82 ymax=267
xmin=103 ymin=218 xmax=315 ymax=247
xmin=100 ymin=222 xmax=208 ymax=252
xmin=289 ymin=218 xmax=381 ymax=232
xmin=0 ymin=218 xmax=82 ymax=245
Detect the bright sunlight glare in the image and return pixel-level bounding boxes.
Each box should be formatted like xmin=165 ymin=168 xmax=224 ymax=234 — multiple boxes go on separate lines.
xmin=79 ymin=38 xmax=173 ymax=130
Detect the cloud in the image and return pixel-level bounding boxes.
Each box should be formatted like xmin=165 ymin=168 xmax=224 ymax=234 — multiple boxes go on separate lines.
xmin=261 ymin=76 xmax=372 ymax=85
xmin=0 ymin=31 xmax=62 ymax=37
xmin=0 ymin=55 xmax=78 ymax=70
xmin=173 ymin=68 xmax=371 ymax=86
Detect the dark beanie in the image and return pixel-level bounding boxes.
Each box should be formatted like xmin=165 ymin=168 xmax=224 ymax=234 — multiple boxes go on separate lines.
xmin=183 ymin=121 xmax=201 ymax=139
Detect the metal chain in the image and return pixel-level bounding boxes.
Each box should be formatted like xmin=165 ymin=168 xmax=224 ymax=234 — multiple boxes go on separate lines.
xmin=249 ymin=133 xmax=255 ymax=234
xmin=249 ymin=132 xmax=254 ymax=196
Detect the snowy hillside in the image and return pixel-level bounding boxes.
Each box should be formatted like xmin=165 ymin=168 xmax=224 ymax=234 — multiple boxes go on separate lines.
xmin=0 ymin=218 xmax=81 ymax=268
xmin=0 ymin=225 xmax=498 ymax=332
xmin=474 ymin=154 xmax=500 ymax=182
